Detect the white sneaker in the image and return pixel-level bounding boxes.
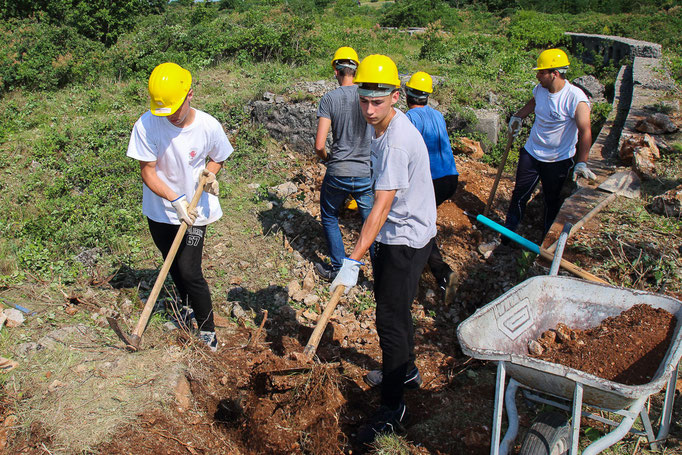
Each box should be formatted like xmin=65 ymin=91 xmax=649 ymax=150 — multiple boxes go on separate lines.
xmin=198 ymin=331 xmax=218 ymax=352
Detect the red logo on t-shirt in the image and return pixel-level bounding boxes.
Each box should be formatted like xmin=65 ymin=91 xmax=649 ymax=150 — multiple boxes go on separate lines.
xmin=190 ymin=150 xmax=197 ymax=159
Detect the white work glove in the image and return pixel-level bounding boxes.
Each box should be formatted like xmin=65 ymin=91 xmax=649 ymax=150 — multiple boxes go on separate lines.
xmin=330 ymin=258 xmax=362 ymax=294
xmin=171 ymin=195 xmax=198 ymax=226
xmin=572 ymin=162 xmax=597 ymax=182
xmin=508 ymin=116 xmax=523 ymax=137
xmin=202 ymin=169 xmax=219 ymax=196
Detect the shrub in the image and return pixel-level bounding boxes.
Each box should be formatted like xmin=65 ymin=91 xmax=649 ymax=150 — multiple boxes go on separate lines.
xmin=0 ymin=19 xmax=105 ymax=92
xmin=507 ymin=10 xmax=567 ymax=49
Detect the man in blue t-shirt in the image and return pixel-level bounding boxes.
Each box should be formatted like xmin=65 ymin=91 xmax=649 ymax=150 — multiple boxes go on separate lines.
xmin=314 ymin=46 xmax=374 ymax=280
xmin=405 ymin=71 xmax=459 ymax=304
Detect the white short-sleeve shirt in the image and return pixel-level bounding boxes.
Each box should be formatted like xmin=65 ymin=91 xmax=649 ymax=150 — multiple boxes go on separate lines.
xmin=525 ymin=82 xmax=590 ymax=162
xmin=127 ymin=109 xmax=233 ymax=225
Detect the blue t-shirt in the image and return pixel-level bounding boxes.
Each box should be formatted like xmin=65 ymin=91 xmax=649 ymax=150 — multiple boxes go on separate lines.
xmin=406 ymin=105 xmax=458 ymax=180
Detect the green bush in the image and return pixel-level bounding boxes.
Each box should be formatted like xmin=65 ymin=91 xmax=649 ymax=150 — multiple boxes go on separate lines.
xmin=507 ymin=10 xmax=567 ymax=49
xmin=0 ymin=19 xmax=105 ymax=91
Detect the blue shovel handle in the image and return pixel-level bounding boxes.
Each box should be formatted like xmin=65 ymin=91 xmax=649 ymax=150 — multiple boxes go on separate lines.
xmin=473 ymin=213 xmax=540 ymax=254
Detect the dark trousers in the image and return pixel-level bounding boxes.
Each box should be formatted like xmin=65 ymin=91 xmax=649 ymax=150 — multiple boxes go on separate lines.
xmin=147 ymin=218 xmax=214 ymax=332
xmin=374 ymin=239 xmax=434 ymax=409
xmin=429 ymin=175 xmax=458 ymax=286
xmin=504 ymin=148 xmax=574 ymax=236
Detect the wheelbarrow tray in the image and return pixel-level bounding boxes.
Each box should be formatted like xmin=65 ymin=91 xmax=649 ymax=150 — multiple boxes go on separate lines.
xmin=457 ymin=276 xmax=682 ymax=410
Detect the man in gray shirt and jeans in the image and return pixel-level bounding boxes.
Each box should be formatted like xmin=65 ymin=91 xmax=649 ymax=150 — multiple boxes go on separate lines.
xmin=314 ymin=46 xmax=374 ymax=280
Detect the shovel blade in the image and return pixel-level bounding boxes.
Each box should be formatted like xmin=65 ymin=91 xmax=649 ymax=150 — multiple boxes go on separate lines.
xmin=107 ymin=316 xmax=133 ymax=346
xmin=598 ymin=170 xmax=641 ymax=198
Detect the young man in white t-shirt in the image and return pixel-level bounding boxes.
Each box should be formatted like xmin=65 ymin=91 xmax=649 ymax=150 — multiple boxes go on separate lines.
xmin=126 ymin=62 xmax=234 ymax=351
xmin=329 ymin=55 xmax=437 ymax=445
xmin=504 ymin=48 xmax=597 ymax=238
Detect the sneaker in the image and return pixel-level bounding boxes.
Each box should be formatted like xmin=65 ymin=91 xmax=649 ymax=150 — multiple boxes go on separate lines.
xmin=314 ymin=262 xmax=338 ymax=282
xmin=356 ymin=402 xmax=408 ymax=445
xmin=198 ymin=331 xmax=218 ymax=352
xmin=364 ymin=366 xmax=422 ymax=389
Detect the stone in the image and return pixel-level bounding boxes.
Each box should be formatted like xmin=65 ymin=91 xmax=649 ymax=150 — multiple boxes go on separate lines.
xmin=470 ymin=109 xmax=500 ymax=147
xmin=174 ymin=374 xmax=192 ymax=411
xmin=528 ymin=339 xmax=544 ymax=356
xmin=3 ymin=309 xmax=24 ymax=327
xmin=572 ymin=75 xmax=606 ymax=103
xmin=287 ymin=280 xmax=301 ymax=298
xmin=632 ymin=147 xmax=657 ymax=179
xmin=453 ymin=137 xmax=484 ymax=160
xmin=647 ymin=185 xmax=682 ymax=218
xmin=635 ymin=113 xmax=678 ymax=134
xmin=303 ymin=294 xmax=320 ymax=306
xmin=231 ymin=303 xmax=248 ymax=320
xmin=271 ymin=182 xmax=298 ymax=199
xmin=48 ymin=379 xmax=67 ymax=393
xmin=302 ymin=270 xmax=315 ymax=292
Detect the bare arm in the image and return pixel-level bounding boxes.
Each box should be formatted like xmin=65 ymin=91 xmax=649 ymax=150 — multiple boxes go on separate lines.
xmin=348 ymin=189 xmax=396 ymax=261
xmin=314 ymin=117 xmax=331 ymax=160
xmin=574 ymin=101 xmax=592 ymax=163
xmin=139 ymin=161 xmax=179 ymax=201
xmin=205 ymin=157 xmax=224 ymax=175
xmin=514 ymin=98 xmax=536 ymax=119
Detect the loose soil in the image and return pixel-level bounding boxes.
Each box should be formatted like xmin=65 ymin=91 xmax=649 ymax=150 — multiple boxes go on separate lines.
xmin=532 ymin=304 xmax=677 ymax=385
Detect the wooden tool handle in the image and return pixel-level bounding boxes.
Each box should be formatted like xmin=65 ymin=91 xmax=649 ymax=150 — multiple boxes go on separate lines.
xmin=303 ymin=285 xmax=345 ymax=361
xmin=538 ymin=248 xmax=608 ymax=284
xmin=483 ymin=132 xmax=514 ymax=217
xmin=131 ymin=174 xmax=209 ymax=344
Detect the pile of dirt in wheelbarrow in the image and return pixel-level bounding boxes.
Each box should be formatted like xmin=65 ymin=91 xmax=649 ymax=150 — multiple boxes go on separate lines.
xmin=530 ymin=304 xmax=677 ymax=385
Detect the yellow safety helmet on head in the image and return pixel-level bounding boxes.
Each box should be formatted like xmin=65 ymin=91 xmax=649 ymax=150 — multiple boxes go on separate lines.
xmin=533 ymin=48 xmax=570 ymax=71
xmin=354 ymin=54 xmax=401 ymax=97
xmin=148 ymin=62 xmax=192 ymax=116
xmin=406 ymin=71 xmax=433 ymax=94
xmin=331 ymin=46 xmax=359 ymax=69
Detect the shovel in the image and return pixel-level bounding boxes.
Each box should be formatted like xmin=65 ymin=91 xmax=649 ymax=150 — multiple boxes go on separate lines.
xmin=301 ymin=285 xmax=345 ymax=362
xmin=108 ymin=173 xmax=208 ymax=351
xmin=545 ymin=170 xmax=640 ymax=253
xmin=483 ymin=131 xmax=514 ymax=216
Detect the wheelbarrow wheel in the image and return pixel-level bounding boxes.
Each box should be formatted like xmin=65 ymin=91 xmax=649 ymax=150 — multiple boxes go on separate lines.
xmin=519 ymin=411 xmax=570 ymax=455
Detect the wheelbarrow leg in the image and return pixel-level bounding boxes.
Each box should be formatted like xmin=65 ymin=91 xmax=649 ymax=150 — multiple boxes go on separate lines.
xmin=656 ymin=362 xmax=679 ymax=446
xmin=491 ymin=361 xmax=507 ymax=455
xmin=639 ymin=405 xmax=658 ymax=451
xmin=582 ymin=396 xmax=648 ymax=455
xmin=569 ymin=382 xmax=583 ymax=455
xmin=500 ymin=379 xmax=521 ymax=455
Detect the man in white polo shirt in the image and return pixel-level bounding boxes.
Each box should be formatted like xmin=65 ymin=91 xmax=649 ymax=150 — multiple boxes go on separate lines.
xmin=330 ymin=54 xmax=436 ymax=445
xmin=127 ymin=62 xmax=234 ymax=351
xmin=504 ymin=48 xmax=596 ymax=239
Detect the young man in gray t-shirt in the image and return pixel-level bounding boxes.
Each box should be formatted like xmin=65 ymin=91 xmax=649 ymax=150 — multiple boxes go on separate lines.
xmin=330 ymin=54 xmax=436 ymax=445
xmin=314 ymin=46 xmax=374 ymax=280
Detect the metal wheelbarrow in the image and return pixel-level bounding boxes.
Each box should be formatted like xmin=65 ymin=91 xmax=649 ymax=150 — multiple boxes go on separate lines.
xmin=457 ymin=227 xmax=682 ymax=454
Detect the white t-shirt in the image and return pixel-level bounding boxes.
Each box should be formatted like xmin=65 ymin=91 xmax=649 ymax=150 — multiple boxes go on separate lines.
xmin=525 ymin=82 xmax=590 ymax=162
xmin=371 ymin=109 xmax=437 ymax=249
xmin=127 ymin=109 xmax=234 ymax=225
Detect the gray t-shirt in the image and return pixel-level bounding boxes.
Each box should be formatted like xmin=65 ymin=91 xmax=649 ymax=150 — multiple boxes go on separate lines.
xmin=317 ymin=85 xmax=372 ymax=177
xmin=371 ymin=109 xmax=437 ymax=248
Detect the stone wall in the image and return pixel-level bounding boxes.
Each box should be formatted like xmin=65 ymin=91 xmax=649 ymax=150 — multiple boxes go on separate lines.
xmin=566 ymin=32 xmax=662 ymax=66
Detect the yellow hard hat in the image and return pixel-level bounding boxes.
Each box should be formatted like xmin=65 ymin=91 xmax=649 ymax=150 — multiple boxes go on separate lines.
xmin=331 ymin=46 xmax=359 ymax=68
xmin=406 ymin=71 xmax=433 ymax=94
xmin=533 ymin=49 xmax=570 ymax=71
xmin=354 ymin=54 xmax=401 ymax=96
xmin=345 ymin=197 xmax=358 ymax=211
xmin=148 ymin=62 xmax=192 ymax=116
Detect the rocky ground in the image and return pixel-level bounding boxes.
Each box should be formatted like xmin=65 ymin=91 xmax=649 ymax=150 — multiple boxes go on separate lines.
xmin=1 ymin=95 xmax=682 ymax=454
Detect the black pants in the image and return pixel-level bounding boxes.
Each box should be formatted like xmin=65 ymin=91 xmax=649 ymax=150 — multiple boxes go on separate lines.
xmin=504 ymin=148 xmax=574 ymax=236
xmin=374 ymin=239 xmax=434 ymax=409
xmin=429 ymin=175 xmax=458 ymax=286
xmin=147 ymin=218 xmax=214 ymax=332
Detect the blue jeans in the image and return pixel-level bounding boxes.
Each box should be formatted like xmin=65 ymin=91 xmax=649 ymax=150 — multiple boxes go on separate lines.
xmin=320 ymin=173 xmax=374 ymax=270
